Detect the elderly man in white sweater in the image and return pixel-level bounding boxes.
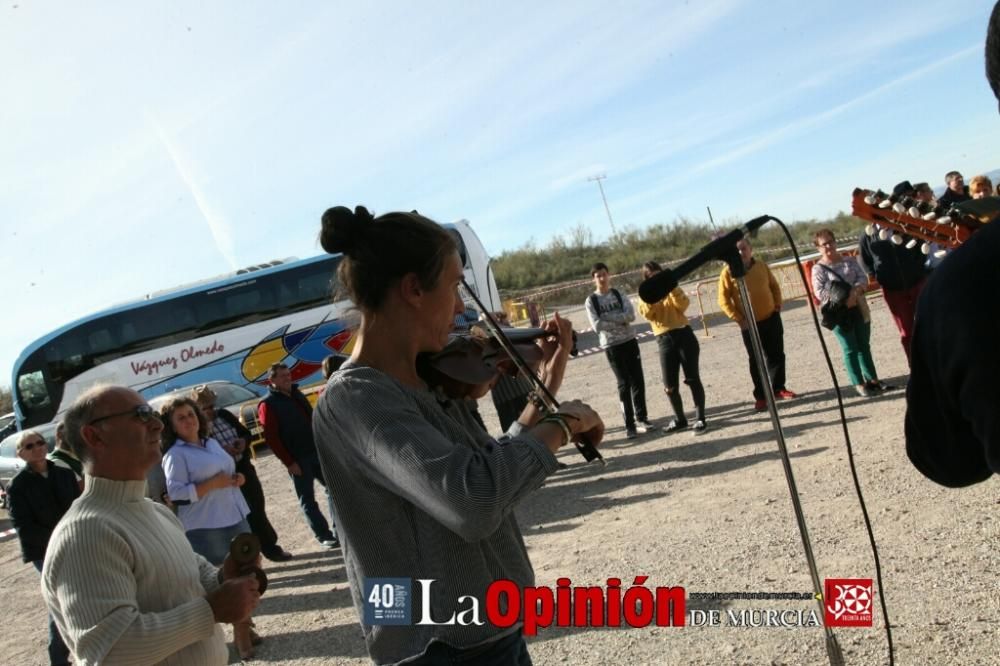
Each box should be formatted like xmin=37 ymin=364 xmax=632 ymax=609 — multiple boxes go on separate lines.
xmin=41 ymin=386 xmax=260 ymax=665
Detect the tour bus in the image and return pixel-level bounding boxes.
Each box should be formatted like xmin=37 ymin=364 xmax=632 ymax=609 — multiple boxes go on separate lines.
xmin=11 ymin=220 xmax=500 ymax=430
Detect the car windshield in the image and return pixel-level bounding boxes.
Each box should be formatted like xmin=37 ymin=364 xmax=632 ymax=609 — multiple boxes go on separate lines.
xmin=150 ymin=383 xmax=260 ymax=412
xmin=211 ymin=384 xmax=259 ymax=408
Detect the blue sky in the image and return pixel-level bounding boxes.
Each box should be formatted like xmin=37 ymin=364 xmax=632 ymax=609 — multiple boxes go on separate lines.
xmin=2 ymin=0 xmax=999 ymax=389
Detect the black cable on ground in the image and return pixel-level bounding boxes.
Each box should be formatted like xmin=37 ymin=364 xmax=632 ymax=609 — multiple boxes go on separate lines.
xmin=766 ymin=217 xmax=895 ymax=666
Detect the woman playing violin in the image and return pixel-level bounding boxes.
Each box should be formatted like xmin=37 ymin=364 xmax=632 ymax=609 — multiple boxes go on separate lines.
xmin=312 ymin=206 xmax=604 ymax=666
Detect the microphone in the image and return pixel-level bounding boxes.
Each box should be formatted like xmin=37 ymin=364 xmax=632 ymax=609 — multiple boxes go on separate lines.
xmin=638 ymin=216 xmax=772 ymax=304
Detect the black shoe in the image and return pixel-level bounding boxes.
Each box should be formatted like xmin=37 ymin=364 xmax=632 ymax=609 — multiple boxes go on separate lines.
xmin=664 ymin=418 xmax=688 ymax=433
xmin=263 ymin=548 xmax=293 ymax=562
xmin=320 ymin=537 xmax=341 ymax=549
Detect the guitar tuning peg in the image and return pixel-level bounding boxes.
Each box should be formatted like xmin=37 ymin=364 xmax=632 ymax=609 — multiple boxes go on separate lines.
xmin=905 ymin=239 xmax=918 ymax=249
xmin=878 ymin=228 xmax=892 ymax=241
xmin=933 ymin=249 xmax=948 ymax=259
xmin=936 ymin=215 xmax=952 ymax=225
xmin=864 ymin=224 xmax=876 ymax=236
xmin=864 ymin=194 xmax=877 ymax=205
xmin=890 ymin=234 xmax=903 ymax=245
xmin=878 ymin=199 xmax=893 ymax=209
xmin=908 ymin=207 xmax=921 ymax=218
xmin=922 ymin=212 xmax=937 ymax=221
xmin=921 ymin=242 xmax=931 ymax=255
xmin=891 ymin=202 xmax=907 ymax=214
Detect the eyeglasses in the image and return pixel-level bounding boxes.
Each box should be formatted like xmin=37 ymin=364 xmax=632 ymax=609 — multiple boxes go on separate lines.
xmin=88 ymin=404 xmax=160 ymax=426
xmin=19 ymin=440 xmax=46 ymax=451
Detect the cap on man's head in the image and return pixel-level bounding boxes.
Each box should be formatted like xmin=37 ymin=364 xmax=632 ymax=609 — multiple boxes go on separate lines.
xmin=190 ymin=384 xmax=217 ymax=406
xmin=892 ymin=180 xmax=914 ymax=197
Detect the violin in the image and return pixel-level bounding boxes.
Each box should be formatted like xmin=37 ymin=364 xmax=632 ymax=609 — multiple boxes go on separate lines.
xmin=417 ymin=326 xmax=563 ymax=400
xmin=451 ymin=281 xmax=604 ymax=465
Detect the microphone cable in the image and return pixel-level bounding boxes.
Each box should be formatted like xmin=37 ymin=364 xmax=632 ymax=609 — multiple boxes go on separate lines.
xmin=765 ymin=216 xmax=895 ymax=666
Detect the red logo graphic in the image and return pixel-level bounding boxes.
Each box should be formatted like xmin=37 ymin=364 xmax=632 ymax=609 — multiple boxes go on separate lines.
xmin=824 ymin=578 xmax=873 ymax=627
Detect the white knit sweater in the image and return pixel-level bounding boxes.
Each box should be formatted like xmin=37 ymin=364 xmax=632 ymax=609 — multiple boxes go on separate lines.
xmin=41 ymin=475 xmax=227 ymax=665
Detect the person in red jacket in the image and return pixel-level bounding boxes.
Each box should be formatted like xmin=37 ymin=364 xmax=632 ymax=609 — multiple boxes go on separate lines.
xmin=258 ymin=363 xmax=339 ymax=548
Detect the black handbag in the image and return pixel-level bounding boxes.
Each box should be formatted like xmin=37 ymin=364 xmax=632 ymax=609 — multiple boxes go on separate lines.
xmin=817 ymin=264 xmax=859 ymax=330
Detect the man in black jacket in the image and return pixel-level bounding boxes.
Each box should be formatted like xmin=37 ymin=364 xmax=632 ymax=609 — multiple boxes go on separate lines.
xmin=258 ymin=363 xmax=339 ymax=548
xmin=8 ymin=429 xmax=80 ymax=665
xmin=905 ymin=1 xmax=1000 ymax=487
xmin=193 ymin=385 xmax=293 ymax=562
xmin=937 ymin=171 xmax=971 ymax=207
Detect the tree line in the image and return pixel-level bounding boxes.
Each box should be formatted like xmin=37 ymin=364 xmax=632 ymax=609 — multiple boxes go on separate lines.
xmin=492 ymin=211 xmax=866 ymax=307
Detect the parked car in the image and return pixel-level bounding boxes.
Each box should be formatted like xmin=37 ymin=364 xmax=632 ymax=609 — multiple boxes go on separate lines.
xmin=0 ymin=412 xmax=16 ymax=442
xmin=0 ymin=422 xmax=58 ymax=509
xmin=148 ymin=381 xmax=268 ymax=457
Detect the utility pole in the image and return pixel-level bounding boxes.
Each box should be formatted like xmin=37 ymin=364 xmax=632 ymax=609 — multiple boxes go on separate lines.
xmin=587 ymin=173 xmax=617 ymax=235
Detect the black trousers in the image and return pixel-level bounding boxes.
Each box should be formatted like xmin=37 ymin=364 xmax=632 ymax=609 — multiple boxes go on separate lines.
xmin=605 ymin=338 xmax=648 ymax=428
xmin=657 ymin=326 xmax=701 ymax=389
xmin=490 ymin=374 xmax=532 ymax=433
xmin=739 ymin=311 xmax=787 ymax=400
xmin=236 ymin=456 xmax=281 ymax=554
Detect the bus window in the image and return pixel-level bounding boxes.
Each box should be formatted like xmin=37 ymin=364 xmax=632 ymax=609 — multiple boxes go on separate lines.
xmin=17 ymin=370 xmax=51 ymax=409
xmin=88 ymin=328 xmax=115 ymax=355
xmin=120 ymin=321 xmax=138 ymax=346
xmin=295 ymin=269 xmax=336 ymax=306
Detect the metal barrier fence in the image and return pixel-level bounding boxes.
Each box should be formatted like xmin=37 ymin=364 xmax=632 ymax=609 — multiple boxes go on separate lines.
xmin=499 ymin=240 xmax=868 ymax=333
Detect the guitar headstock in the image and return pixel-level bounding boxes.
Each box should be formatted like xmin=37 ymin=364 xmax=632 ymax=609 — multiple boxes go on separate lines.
xmin=851 ymin=188 xmax=982 ymax=251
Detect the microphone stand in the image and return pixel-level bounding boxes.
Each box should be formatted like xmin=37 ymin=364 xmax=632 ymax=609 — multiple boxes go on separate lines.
xmin=641 ymin=221 xmax=843 ymax=666
xmin=724 ymin=249 xmax=844 ymax=666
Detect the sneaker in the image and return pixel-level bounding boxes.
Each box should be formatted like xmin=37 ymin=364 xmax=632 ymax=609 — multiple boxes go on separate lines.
xmin=753 ymin=399 xmax=768 ymax=411
xmin=691 ymin=419 xmax=708 ymax=434
xmin=635 ymin=420 xmax=658 ymax=434
xmin=868 ymin=380 xmax=896 ymax=393
xmin=775 ymin=389 xmax=797 ymax=400
xmin=855 ymin=384 xmax=875 ymax=398
xmin=625 ymin=427 xmax=638 ymax=440
xmin=664 ymin=418 xmax=688 ymax=433
xmin=320 ymin=537 xmax=341 ymax=549
xmin=262 ymin=548 xmax=294 ymax=562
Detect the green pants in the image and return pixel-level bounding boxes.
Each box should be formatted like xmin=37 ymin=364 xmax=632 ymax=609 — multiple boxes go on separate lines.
xmin=833 ymin=318 xmax=878 ymax=386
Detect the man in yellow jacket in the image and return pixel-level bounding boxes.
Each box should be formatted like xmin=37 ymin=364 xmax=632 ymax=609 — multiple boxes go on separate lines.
xmin=717 ymin=238 xmax=797 ymax=411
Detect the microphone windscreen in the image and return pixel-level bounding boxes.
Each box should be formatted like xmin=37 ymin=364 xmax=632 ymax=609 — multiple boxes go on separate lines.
xmin=638 ymin=269 xmax=679 ymax=304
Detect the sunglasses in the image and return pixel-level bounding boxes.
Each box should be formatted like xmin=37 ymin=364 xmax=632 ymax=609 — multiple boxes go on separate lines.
xmin=19 ymin=440 xmax=46 ymax=451
xmin=88 ymin=404 xmax=160 ymax=426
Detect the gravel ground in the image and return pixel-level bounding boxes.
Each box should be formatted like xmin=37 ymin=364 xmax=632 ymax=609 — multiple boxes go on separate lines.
xmin=1 ymin=294 xmax=997 ymax=665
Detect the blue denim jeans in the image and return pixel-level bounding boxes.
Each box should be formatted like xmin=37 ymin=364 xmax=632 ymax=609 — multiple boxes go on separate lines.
xmin=33 ymin=560 xmax=71 ymax=665
xmin=290 ymin=456 xmax=338 ymax=543
xmin=410 ymin=630 xmax=532 ymax=665
xmin=186 ymin=519 xmax=251 ymax=566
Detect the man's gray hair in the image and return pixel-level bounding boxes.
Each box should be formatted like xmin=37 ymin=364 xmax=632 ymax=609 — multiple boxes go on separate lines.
xmin=61 ymin=385 xmax=112 ymax=463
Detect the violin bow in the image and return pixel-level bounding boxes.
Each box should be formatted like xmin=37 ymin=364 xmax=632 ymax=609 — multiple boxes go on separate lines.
xmin=460 ymin=279 xmax=605 ymax=465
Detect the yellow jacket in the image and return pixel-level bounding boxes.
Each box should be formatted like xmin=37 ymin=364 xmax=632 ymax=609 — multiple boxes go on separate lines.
xmin=717 ymin=259 xmax=782 ymax=324
xmin=638 ymin=287 xmax=690 ymax=335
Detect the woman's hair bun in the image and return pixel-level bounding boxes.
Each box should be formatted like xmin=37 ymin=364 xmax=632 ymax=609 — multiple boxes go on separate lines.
xmin=320 ymin=205 xmax=374 ymax=254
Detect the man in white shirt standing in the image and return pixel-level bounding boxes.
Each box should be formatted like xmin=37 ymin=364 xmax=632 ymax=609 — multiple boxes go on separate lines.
xmin=42 ymin=385 xmax=260 ymax=665
xmin=585 ymin=262 xmax=656 ymax=439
